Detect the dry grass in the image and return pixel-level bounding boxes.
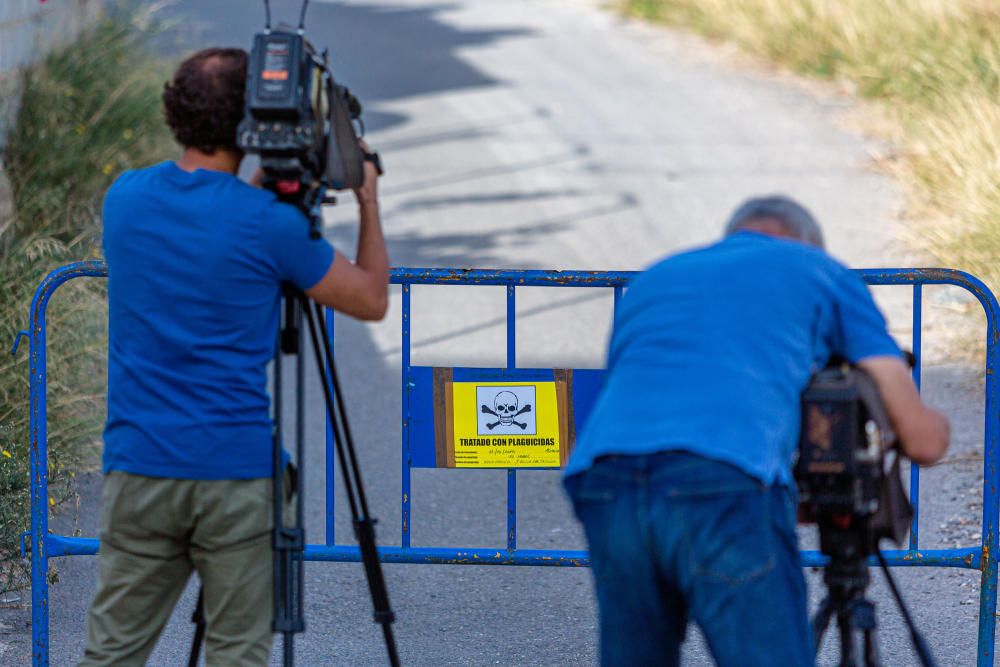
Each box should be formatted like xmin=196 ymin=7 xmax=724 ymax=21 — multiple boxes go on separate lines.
xmin=625 ymin=0 xmax=1000 ymax=290
xmin=0 ymin=13 xmax=173 ymax=590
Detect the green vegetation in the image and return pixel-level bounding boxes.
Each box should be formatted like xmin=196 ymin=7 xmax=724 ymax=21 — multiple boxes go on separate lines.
xmin=0 ymin=15 xmax=172 ymax=590
xmin=625 ymin=0 xmax=1000 ymax=285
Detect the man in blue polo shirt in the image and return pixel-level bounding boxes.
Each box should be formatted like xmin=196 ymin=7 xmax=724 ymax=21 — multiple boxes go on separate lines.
xmin=80 ymin=48 xmax=389 ymax=666
xmin=565 ymin=196 xmax=949 ymax=666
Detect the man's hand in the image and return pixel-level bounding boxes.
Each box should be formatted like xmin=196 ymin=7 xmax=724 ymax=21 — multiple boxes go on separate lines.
xmin=249 ymin=167 xmax=266 ymax=188
xmin=354 ymin=140 xmax=379 ymax=207
xmin=305 ymin=139 xmax=389 ymax=321
xmin=857 ymin=355 xmax=950 ymax=465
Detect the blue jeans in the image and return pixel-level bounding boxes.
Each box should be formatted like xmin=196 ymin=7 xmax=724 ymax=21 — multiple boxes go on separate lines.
xmin=565 ymin=452 xmax=813 ymax=667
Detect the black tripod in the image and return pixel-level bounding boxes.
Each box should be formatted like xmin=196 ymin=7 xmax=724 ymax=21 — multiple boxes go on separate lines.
xmin=189 ymin=279 xmax=399 ymax=665
xmin=272 ymin=288 xmax=400 ymax=666
xmin=812 ymin=521 xmax=935 ymax=667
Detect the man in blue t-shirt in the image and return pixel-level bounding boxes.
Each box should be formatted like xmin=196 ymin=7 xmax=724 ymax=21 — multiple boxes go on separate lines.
xmin=564 ymin=196 xmax=949 ymax=667
xmin=80 ymin=48 xmax=389 ymax=666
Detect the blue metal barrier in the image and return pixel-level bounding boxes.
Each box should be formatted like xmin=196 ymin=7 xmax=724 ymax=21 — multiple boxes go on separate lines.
xmin=20 ymin=262 xmax=1000 ymax=666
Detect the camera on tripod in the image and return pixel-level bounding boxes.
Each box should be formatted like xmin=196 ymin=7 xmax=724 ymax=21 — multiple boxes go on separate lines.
xmin=186 ymin=4 xmax=399 ymax=667
xmin=237 ymin=0 xmax=381 ymax=237
xmin=795 ymin=358 xmax=935 ymax=667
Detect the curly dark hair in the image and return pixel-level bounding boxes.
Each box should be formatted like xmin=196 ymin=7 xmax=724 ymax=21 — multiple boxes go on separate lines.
xmin=163 ymin=48 xmax=248 ymax=154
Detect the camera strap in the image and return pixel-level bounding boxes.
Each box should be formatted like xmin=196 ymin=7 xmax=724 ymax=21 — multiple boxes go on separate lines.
xmin=851 ymin=366 xmax=913 ymax=546
xmin=872 ymin=448 xmax=914 ymax=546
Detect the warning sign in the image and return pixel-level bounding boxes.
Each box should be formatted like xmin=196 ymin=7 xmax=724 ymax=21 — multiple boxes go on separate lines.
xmin=477 ymin=385 xmax=536 ymax=435
xmin=431 ymin=370 xmax=575 ymax=468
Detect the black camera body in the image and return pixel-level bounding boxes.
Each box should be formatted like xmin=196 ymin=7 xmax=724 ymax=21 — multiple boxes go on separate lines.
xmin=795 ymin=360 xmax=912 ymax=550
xmin=237 ymin=29 xmax=368 ymax=233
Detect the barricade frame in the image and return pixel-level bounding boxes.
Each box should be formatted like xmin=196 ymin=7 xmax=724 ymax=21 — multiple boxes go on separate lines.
xmin=19 ymin=261 xmax=1000 ymax=666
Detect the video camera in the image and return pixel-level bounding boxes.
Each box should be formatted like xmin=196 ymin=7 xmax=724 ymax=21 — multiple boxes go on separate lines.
xmin=236 ymin=0 xmax=382 ymax=238
xmin=795 ymin=359 xmax=912 ymax=550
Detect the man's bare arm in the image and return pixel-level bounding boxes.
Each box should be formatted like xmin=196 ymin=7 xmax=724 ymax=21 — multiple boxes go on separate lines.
xmin=305 ymin=154 xmax=389 ymax=321
xmin=856 ymin=355 xmax=949 ymax=465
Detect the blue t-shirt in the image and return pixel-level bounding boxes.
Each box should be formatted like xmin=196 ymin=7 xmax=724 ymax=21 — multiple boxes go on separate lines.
xmin=102 ymin=161 xmax=335 ymax=479
xmin=565 ymin=231 xmax=901 ymax=484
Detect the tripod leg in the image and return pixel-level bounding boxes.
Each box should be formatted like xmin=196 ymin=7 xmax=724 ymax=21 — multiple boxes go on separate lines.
xmin=852 ymin=599 xmax=880 ymax=667
xmin=813 ymin=597 xmax=835 ymax=651
xmin=272 ymin=296 xmax=306 ymax=666
xmin=301 ymin=297 xmax=400 ymax=667
xmin=837 ymin=610 xmax=859 ymax=667
xmin=863 ymin=626 xmax=881 ymax=667
xmin=271 ymin=329 xmax=286 ymax=658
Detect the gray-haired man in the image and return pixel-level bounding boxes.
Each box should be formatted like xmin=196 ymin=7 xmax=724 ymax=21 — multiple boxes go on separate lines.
xmin=564 ymin=195 xmax=948 ymax=666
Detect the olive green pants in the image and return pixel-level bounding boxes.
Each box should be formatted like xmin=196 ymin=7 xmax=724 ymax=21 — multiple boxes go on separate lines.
xmin=79 ymin=470 xmax=292 ymax=666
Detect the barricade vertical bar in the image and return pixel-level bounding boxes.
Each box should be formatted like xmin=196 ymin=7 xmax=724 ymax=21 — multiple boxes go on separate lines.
xmin=29 ymin=283 xmax=50 ymax=667
xmin=325 ymin=307 xmax=336 ymax=546
xmin=976 ymin=281 xmax=1000 ymax=667
xmin=613 ymin=285 xmax=623 ymax=315
xmin=506 ymin=284 xmax=516 ymax=371
xmin=910 ymin=284 xmax=922 ymax=551
xmin=506 ymin=284 xmax=517 ymax=551
xmin=401 ymin=284 xmax=412 ymax=549
xmin=25 ymin=262 xmax=107 ymax=667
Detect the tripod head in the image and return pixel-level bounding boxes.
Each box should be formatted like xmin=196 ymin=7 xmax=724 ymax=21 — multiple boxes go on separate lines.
xmin=816 ymin=513 xmax=874 ymax=635
xmin=811 ymin=501 xmax=936 ymax=667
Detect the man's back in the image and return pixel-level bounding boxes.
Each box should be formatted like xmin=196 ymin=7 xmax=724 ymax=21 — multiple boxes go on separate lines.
xmin=102 ymin=161 xmax=333 ymax=479
xmin=566 ymin=231 xmax=899 ymax=483
xmin=565 ymin=198 xmax=946 ymax=667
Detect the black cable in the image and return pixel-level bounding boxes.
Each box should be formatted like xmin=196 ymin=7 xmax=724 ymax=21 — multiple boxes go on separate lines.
xmin=264 ymin=0 xmax=272 ymax=31
xmin=876 ymin=551 xmax=937 ymax=667
xmin=188 ymin=588 xmax=206 ymax=667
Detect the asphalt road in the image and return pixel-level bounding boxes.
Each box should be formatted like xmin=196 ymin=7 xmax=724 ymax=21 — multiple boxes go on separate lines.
xmin=8 ymin=0 xmax=994 ymax=665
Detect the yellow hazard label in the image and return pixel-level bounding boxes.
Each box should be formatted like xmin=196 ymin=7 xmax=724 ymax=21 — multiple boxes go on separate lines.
xmin=451 ymin=381 xmax=562 ymax=468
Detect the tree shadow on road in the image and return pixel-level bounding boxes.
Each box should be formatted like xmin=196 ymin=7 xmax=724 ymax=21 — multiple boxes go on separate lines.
xmin=324 ymin=189 xmax=639 ymax=268
xmin=156 ymin=0 xmax=536 ymax=133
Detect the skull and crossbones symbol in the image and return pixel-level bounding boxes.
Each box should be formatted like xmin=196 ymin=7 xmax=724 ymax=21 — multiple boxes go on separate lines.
xmin=481 ymin=391 xmax=532 ymax=430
